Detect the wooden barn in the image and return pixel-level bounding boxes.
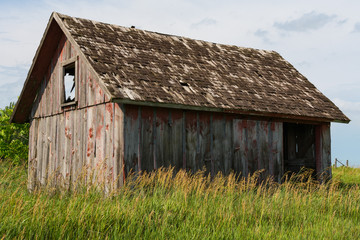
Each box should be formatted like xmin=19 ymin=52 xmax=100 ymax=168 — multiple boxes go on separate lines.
xmin=11 ymin=12 xmax=349 ymax=190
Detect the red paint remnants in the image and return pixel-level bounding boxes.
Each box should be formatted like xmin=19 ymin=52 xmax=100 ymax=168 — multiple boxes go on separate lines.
xmin=89 ymin=128 xmax=93 ymax=138
xmin=106 ymin=103 xmax=114 ymax=122
xmin=65 ymin=111 xmax=70 ymax=120
xmin=96 ymin=125 xmax=103 ymax=139
xmin=65 ymin=127 xmax=72 ymax=140
xmin=87 ymin=142 xmax=93 ymax=157
xmin=270 ymin=122 xmax=276 ymax=131
xmin=125 ymin=105 xmax=139 ymax=119
xmin=88 ymin=76 xmax=93 ymax=88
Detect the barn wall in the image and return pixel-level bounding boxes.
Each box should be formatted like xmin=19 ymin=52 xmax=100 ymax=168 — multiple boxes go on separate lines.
xmin=123 ymin=105 xmax=283 ymax=180
xmin=233 ymin=119 xmax=283 ymax=181
xmin=28 ymin=102 xmax=124 ymax=191
xmin=27 ymin=33 xmax=122 ymax=191
xmin=30 ymin=33 xmax=109 ymax=120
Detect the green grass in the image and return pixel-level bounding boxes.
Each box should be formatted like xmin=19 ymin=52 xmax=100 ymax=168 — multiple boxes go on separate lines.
xmin=1 ymin=161 xmax=360 ymax=239
xmin=332 ymin=166 xmax=360 ymax=185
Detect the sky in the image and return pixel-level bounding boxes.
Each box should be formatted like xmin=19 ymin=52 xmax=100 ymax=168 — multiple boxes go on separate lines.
xmin=0 ymin=0 xmax=359 ymax=166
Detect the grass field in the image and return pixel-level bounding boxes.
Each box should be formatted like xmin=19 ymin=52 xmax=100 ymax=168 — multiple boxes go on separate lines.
xmin=1 ymin=161 xmax=360 ymax=239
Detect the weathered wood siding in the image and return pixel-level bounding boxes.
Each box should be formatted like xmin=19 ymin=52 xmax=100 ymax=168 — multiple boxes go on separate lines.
xmin=28 ymin=34 xmax=123 ymax=191
xmin=233 ymin=120 xmax=283 ymax=181
xmin=123 ymin=105 xmax=283 ymax=180
xmin=28 ymin=103 xmax=124 ymax=190
xmin=29 ymin=34 xmax=109 ymax=120
xmin=315 ymin=123 xmax=331 ymax=180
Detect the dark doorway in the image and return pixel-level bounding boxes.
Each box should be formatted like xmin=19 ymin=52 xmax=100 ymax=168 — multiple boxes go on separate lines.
xmin=283 ymin=123 xmax=316 ymax=174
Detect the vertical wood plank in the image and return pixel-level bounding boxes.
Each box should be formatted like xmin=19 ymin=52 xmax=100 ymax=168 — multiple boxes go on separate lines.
xmin=124 ymin=105 xmax=140 ymax=175
xmin=212 ymin=113 xmax=224 ymax=175
xmin=86 ymin=107 xmax=95 ymax=184
xmin=57 ymin=54 xmax=62 ymax=114
xmin=154 ymin=108 xmax=169 ymax=168
xmin=28 ymin=119 xmax=38 ymax=190
xmin=64 ymin=111 xmax=72 ymax=189
xmin=76 ymin=108 xmax=84 ymax=183
xmin=170 ymin=110 xmax=183 ymax=171
xmin=113 ymin=103 xmax=124 ymax=187
xmin=36 ymin=118 xmax=43 ymax=185
xmin=94 ymin=81 xmax=104 ymax=105
xmin=138 ymin=107 xmax=142 ymax=172
xmin=44 ymin=72 xmax=50 ymax=117
xmin=48 ymin=114 xmax=56 ymax=185
xmin=316 ymin=123 xmax=331 ymax=180
xmin=185 ymin=111 xmax=197 ymax=172
xmin=57 ymin=113 xmax=65 ymax=187
xmin=182 ymin=111 xmax=186 ymax=170
xmin=52 ymin=58 xmax=58 ymax=115
xmin=53 ymin=114 xmax=60 ymax=185
xmin=197 ymin=112 xmax=211 ymax=173
xmin=224 ymin=115 xmax=233 ymax=175
xmin=48 ymin=65 xmax=53 ymax=116
xmin=140 ymin=106 xmax=154 ymax=173
xmin=71 ymin=110 xmax=77 ymax=187
xmin=40 ymin=117 xmax=49 ymax=185
xmin=104 ymin=102 xmax=113 ymax=191
xmin=321 ymin=123 xmax=331 ymax=179
xmin=95 ymin=104 xmax=105 ymax=184
xmin=257 ymin=121 xmax=268 ymax=180
xmin=153 ymin=109 xmax=157 ymax=170
xmin=274 ymin=122 xmax=283 ymax=182
xmin=87 ymin=72 xmax=95 ymax=106
xmin=233 ymin=119 xmax=247 ymax=177
xmin=119 ymin=104 xmax=125 ymax=186
xmin=79 ymin=57 xmax=86 ymax=108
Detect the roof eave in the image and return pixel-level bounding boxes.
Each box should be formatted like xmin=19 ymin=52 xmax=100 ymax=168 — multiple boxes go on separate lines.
xmin=52 ymin=13 xmax=114 ymax=103
xmin=10 ymin=12 xmax=114 ymax=123
xmin=111 ymin=98 xmax=350 ymax=124
xmin=10 ymin=12 xmax=62 ymax=123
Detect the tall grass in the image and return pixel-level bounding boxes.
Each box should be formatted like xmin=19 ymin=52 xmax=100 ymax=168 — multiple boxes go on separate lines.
xmin=1 ymin=160 xmax=360 ymax=239
xmin=332 ymin=166 xmax=360 ymax=185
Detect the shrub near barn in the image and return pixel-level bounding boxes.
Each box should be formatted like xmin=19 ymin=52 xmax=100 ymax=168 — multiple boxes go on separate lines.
xmin=0 ymin=102 xmax=29 ymax=165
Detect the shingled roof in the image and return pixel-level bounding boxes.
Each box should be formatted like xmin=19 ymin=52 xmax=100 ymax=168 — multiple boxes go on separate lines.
xmin=11 ymin=12 xmax=349 ymax=123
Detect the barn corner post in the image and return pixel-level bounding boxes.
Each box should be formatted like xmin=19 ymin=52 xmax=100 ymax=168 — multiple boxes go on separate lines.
xmin=27 ymin=118 xmax=36 ymax=192
xmin=315 ymin=123 xmax=331 ymax=182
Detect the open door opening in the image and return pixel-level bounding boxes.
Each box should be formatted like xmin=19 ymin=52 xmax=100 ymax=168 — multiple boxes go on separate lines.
xmin=283 ymin=123 xmax=316 ymax=175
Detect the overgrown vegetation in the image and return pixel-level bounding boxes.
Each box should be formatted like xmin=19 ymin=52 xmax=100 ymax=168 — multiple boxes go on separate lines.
xmin=0 ymin=102 xmax=29 ymax=165
xmin=332 ymin=166 xmax=360 ymax=185
xmin=1 ymin=161 xmax=360 ymax=239
xmin=1 ymin=102 xmax=359 ymax=238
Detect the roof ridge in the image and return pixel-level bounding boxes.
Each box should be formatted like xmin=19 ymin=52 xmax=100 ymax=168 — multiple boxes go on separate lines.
xmin=55 ymin=12 xmax=275 ymax=56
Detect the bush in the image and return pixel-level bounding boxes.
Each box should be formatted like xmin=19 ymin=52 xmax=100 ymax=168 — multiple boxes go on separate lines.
xmin=0 ymin=102 xmax=29 ymax=165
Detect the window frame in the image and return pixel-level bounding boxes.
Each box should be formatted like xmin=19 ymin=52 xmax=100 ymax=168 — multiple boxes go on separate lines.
xmin=61 ymin=56 xmax=78 ymax=107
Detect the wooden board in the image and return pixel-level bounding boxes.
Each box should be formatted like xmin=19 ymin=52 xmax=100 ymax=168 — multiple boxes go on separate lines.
xmin=140 ymin=107 xmax=154 ymax=172
xmin=124 ymin=105 xmax=140 ymax=175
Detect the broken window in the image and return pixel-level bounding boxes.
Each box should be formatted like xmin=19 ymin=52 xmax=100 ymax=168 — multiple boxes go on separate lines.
xmin=63 ymin=62 xmax=76 ymax=103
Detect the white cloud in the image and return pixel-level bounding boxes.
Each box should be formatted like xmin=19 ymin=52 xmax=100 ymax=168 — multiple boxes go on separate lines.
xmin=191 ymin=18 xmax=217 ymax=29
xmin=0 ymin=64 xmax=28 ymax=88
xmin=333 ymin=98 xmax=360 ymax=114
xmin=274 ymin=11 xmax=337 ymax=32
xmin=353 ymin=22 xmax=360 ymax=32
